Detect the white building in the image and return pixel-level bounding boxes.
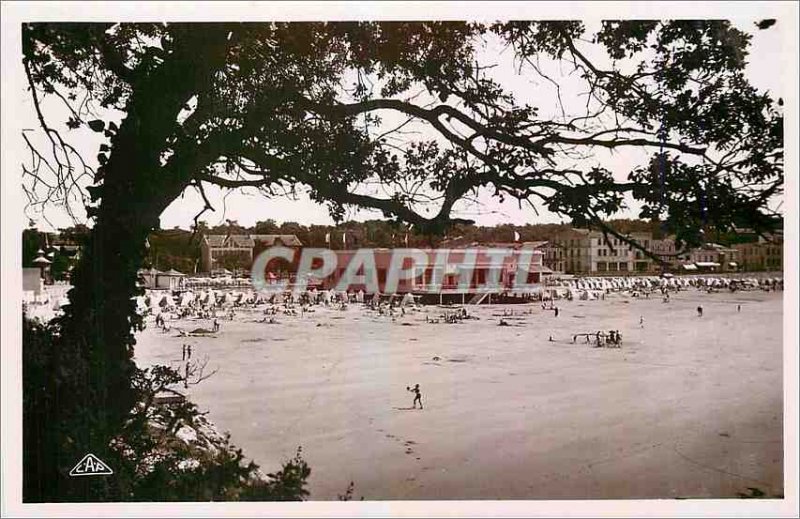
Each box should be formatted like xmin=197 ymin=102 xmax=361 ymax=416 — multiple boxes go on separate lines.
xmin=550 ymin=229 xmax=654 ymax=274
xmin=200 ymin=234 xmax=303 ymax=272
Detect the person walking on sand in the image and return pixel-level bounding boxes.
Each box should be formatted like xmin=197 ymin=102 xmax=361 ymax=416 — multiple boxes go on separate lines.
xmin=554 ymin=307 xmax=559 ymax=317
xmin=697 ymin=305 xmax=703 ymax=317
xmin=737 ymin=304 xmax=741 ymax=312
xmin=187 ymin=345 xmax=192 ymax=360
xmin=639 ymin=316 xmax=644 ymax=328
xmin=407 ymin=384 xmax=423 ymax=409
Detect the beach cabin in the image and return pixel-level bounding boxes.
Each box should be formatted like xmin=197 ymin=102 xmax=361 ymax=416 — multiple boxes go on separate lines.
xmin=137 ymin=268 xmax=161 ymax=289
xmin=156 ymin=269 xmax=186 ymax=290
xmin=23 ymin=267 xmax=44 ymax=301
xmin=32 ymin=250 xmax=52 ymax=284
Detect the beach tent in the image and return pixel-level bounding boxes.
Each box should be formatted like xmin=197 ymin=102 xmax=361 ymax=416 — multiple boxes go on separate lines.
xmin=202 ymin=291 xmax=216 ymax=305
xmin=135 ymin=296 xmax=147 ymax=313
xmin=179 ymin=292 xmax=195 ymax=306
xmin=401 ymin=292 xmax=416 ymax=307
xmin=53 ymin=296 xmax=69 ymax=310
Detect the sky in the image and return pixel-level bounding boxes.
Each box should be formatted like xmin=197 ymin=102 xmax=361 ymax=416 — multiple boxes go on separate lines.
xmin=17 ymin=16 xmax=787 ymax=232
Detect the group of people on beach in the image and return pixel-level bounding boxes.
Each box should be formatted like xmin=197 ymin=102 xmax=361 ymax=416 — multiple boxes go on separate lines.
xmin=142 ymin=272 xmax=777 ymax=420
xmin=541 ymin=302 xmax=561 ymax=317
xmin=571 ymin=330 xmax=622 ymax=348
xmin=427 ymin=308 xmax=472 ymax=324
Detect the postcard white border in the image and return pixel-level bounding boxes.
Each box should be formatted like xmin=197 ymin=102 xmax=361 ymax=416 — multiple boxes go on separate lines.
xmin=2 ymin=2 xmax=797 ymax=517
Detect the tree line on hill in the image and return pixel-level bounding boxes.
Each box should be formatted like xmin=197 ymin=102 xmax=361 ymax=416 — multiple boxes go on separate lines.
xmin=25 ymin=217 xmax=769 ymax=277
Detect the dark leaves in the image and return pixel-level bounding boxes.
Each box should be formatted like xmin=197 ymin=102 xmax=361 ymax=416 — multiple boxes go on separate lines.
xmin=755 ymin=19 xmax=776 ymax=30
xmin=87 ymin=119 xmax=105 ymax=132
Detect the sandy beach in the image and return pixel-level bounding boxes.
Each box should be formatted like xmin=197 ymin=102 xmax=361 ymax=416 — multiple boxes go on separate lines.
xmin=134 ymin=288 xmax=783 ymax=500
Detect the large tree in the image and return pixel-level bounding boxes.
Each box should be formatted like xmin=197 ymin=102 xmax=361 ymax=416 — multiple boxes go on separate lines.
xmin=22 ymin=20 xmax=782 ymax=498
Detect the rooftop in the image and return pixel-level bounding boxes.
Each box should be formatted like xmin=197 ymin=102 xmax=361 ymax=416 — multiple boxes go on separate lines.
xmin=203 ymin=234 xmax=303 ymax=248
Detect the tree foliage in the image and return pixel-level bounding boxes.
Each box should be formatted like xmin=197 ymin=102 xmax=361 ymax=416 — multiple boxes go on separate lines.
xmin=24 ymin=21 xmax=782 ymax=249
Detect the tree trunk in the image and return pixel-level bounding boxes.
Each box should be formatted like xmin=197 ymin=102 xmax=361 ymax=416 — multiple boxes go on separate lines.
xmin=40 ymin=27 xmax=232 ymax=499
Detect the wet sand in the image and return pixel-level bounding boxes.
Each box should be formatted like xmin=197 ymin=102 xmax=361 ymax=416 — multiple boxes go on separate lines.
xmin=134 ymin=289 xmax=783 ymax=499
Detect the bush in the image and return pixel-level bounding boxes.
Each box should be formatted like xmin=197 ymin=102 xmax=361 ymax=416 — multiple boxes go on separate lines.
xmin=23 ymin=317 xmax=310 ymax=502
